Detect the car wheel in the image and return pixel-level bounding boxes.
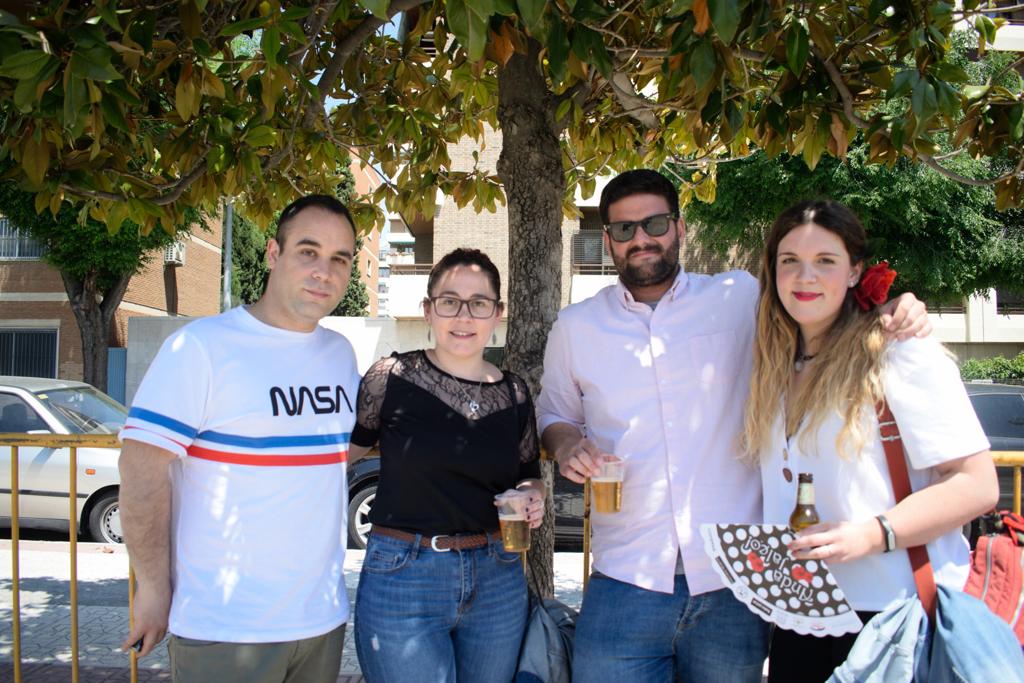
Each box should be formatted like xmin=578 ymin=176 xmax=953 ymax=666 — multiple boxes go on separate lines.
xmin=348 ymin=484 xmax=376 ymax=549
xmin=87 ymin=490 xmax=123 ymax=544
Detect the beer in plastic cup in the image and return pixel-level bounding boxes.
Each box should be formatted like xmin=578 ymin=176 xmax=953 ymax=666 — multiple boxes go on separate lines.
xmin=494 ymin=490 xmax=530 ymax=551
xmin=592 ymin=455 xmax=624 ymax=514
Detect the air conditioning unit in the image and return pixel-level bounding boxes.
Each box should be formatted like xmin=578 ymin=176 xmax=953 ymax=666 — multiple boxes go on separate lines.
xmin=164 ymin=240 xmax=186 ymax=267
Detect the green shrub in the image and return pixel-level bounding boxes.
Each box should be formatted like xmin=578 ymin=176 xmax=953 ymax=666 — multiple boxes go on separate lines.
xmin=960 ymin=352 xmax=1024 ymax=381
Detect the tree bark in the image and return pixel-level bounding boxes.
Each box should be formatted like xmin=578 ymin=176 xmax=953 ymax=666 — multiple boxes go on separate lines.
xmin=496 ymin=40 xmax=566 ymax=599
xmin=60 ymin=269 xmax=133 ymax=392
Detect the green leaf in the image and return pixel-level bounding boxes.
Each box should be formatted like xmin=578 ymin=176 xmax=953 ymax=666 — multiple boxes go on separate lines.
xmin=910 ymin=79 xmax=937 ymax=127
xmin=99 ymin=94 xmax=130 ymax=133
xmin=105 ymin=80 xmax=142 ymax=106
xmin=446 ymin=0 xmax=492 ymax=61
xmin=243 ymin=124 xmax=277 ymax=147
xmin=63 ymin=76 xmax=89 ymax=137
xmin=708 ymin=0 xmax=741 ymax=44
xmin=14 ymin=58 xmax=57 ymax=111
xmin=546 ymin=13 xmax=569 ymax=83
xmin=690 ymin=40 xmax=716 ymax=90
xmin=97 ymin=2 xmax=121 ymax=31
xmin=963 ymin=85 xmax=989 ymax=100
xmin=571 ymin=26 xmax=612 ymax=79
xmin=934 ymin=81 xmax=960 ymax=118
xmin=975 ymin=15 xmax=997 ymax=45
xmin=0 ymin=10 xmax=28 ymax=27
xmin=262 ymin=25 xmax=281 ymax=67
xmin=930 ymin=62 xmax=968 ymax=83
xmin=218 ymin=16 xmax=267 ymax=37
xmin=0 ymin=50 xmax=54 ymax=79
xmin=517 ymin=0 xmax=545 ymax=34
xmin=1010 ymin=104 xmax=1024 ymax=141
xmin=68 ymin=47 xmax=122 ymax=82
xmin=887 ymin=69 xmax=918 ymax=99
xmin=358 ymin=0 xmax=390 ymax=21
xmin=572 ymin=0 xmax=611 ymax=23
xmin=786 ymin=23 xmax=809 ymax=76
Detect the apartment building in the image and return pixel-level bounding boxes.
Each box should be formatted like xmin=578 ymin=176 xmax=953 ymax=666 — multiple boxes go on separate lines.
xmin=0 ymin=215 xmax=222 ymax=399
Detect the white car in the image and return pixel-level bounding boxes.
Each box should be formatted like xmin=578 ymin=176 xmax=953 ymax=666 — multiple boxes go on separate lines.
xmin=0 ymin=376 xmax=127 ymax=543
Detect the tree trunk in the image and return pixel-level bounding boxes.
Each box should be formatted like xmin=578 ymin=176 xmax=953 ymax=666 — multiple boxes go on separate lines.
xmin=496 ymin=40 xmax=566 ymax=599
xmin=60 ymin=269 xmax=132 ymax=392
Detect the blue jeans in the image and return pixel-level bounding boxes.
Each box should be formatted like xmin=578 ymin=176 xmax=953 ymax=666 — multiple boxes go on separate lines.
xmin=354 ymin=532 xmax=528 ymax=683
xmin=573 ymin=572 xmax=769 ymax=683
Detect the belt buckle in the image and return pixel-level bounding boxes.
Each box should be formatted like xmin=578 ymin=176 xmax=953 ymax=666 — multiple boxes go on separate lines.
xmin=430 ymin=535 xmax=451 ymax=552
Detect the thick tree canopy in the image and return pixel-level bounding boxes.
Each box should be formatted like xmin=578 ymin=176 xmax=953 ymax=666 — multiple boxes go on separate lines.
xmin=684 ymin=147 xmax=1024 ymax=302
xmin=1 ymin=1 xmax=1023 ymax=232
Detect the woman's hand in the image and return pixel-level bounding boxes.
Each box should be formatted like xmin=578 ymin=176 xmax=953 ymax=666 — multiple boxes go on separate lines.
xmin=787 ymin=519 xmax=885 ymax=564
xmin=522 ymin=488 xmax=544 ymax=529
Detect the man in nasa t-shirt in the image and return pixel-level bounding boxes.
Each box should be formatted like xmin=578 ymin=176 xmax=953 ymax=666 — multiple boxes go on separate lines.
xmin=119 ymin=195 xmax=360 ymax=683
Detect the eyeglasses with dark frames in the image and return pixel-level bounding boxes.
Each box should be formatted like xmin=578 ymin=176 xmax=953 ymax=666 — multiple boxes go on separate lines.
xmin=603 ymin=213 xmax=678 ymax=243
xmin=427 ymin=296 xmax=500 ymax=319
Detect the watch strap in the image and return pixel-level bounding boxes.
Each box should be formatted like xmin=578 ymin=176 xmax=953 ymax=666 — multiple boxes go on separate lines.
xmin=876 ymin=513 xmax=896 ymax=553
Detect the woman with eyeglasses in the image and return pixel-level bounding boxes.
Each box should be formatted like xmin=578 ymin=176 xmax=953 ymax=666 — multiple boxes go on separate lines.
xmin=742 ymin=200 xmax=998 ymax=682
xmin=349 ymin=248 xmax=544 ymax=682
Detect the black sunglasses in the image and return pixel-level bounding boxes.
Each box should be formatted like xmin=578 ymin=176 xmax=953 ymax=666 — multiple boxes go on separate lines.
xmin=603 ymin=213 xmax=678 ymax=243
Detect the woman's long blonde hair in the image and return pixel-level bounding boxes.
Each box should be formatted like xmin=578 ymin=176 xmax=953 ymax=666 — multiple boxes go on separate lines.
xmin=742 ymin=200 xmax=887 ymax=464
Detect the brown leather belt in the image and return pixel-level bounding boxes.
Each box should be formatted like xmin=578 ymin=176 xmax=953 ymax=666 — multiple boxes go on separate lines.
xmin=370 ymin=524 xmax=494 ymax=551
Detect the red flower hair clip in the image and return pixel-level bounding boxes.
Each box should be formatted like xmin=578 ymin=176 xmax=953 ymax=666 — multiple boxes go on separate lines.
xmin=853 ymin=261 xmax=897 ymax=311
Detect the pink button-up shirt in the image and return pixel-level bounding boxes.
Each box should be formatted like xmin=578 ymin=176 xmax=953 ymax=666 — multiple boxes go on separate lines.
xmin=537 ymin=269 xmax=763 ymax=595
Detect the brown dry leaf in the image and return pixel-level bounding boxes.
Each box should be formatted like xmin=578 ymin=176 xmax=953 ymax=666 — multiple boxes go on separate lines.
xmin=829 ymin=113 xmax=848 ymax=160
xmin=693 ymin=0 xmax=711 ymax=36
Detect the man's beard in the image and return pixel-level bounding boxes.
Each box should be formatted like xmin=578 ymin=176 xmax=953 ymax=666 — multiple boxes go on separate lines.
xmin=613 ymin=234 xmax=681 ymax=288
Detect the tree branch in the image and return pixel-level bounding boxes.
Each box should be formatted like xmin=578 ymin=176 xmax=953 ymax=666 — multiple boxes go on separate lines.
xmin=304 ymin=0 xmax=433 ymax=129
xmin=607 ymin=68 xmax=659 ymax=130
xmin=818 ymin=50 xmax=1016 ymax=188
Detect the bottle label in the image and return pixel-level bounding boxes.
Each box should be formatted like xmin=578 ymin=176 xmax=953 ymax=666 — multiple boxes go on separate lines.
xmin=797 ymin=484 xmax=815 ymax=505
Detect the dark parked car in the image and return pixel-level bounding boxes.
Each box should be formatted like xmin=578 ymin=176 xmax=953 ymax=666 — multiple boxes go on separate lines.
xmin=347 ymin=454 xmax=585 ymax=550
xmin=965 ymin=382 xmax=1024 ymax=512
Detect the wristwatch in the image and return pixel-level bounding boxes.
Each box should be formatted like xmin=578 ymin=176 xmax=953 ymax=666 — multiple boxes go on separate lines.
xmin=876 ymin=514 xmax=896 ymax=553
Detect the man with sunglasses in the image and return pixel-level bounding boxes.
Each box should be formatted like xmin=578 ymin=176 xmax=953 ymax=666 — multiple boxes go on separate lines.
xmin=536 ymin=169 xmax=930 ymax=682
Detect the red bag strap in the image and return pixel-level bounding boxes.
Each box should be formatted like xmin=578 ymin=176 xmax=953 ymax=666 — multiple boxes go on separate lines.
xmin=878 ymin=401 xmax=938 ymax=620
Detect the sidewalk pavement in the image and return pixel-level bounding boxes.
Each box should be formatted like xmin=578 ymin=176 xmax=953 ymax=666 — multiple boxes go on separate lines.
xmin=1 ymin=540 xmax=587 ymax=682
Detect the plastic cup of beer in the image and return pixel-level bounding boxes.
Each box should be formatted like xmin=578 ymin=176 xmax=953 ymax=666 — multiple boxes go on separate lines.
xmin=495 ymin=490 xmax=531 ymax=552
xmin=592 ymin=455 xmax=624 ymax=514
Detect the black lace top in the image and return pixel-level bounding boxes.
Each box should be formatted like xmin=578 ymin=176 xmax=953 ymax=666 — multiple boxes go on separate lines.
xmin=352 ymin=350 xmax=541 ymax=535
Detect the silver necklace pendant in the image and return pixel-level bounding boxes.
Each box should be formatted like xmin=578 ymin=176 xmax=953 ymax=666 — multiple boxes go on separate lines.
xmin=468 ymin=399 xmax=480 ymax=416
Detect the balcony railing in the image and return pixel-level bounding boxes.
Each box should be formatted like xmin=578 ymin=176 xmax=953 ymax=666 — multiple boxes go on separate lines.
xmin=390 ymin=263 xmax=433 ymax=275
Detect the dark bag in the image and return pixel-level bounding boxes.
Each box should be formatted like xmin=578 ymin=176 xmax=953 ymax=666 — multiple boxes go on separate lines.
xmin=963 ymin=509 xmax=1024 ymax=644
xmin=514 ymin=591 xmax=577 ymax=683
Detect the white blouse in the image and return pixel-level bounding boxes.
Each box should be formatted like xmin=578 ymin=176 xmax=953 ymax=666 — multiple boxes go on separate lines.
xmin=760 ymin=337 xmax=990 ymax=612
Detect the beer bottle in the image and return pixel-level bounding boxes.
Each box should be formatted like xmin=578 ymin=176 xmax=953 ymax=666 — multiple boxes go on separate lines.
xmin=789 ymin=473 xmax=820 ymax=531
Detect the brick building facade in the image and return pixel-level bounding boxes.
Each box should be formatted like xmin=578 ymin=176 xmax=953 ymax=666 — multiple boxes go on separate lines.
xmin=0 ymin=216 xmax=222 ymax=383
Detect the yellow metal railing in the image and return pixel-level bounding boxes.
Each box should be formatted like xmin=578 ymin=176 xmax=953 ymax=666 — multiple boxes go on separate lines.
xmin=3 ymin=437 xmax=1022 ymax=679
xmin=992 ymin=451 xmax=1023 ymax=515
xmin=3 ymin=433 xmax=138 ymax=683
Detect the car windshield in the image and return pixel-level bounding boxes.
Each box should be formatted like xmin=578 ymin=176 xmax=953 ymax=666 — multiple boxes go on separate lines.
xmin=34 ymin=386 xmax=127 ymax=435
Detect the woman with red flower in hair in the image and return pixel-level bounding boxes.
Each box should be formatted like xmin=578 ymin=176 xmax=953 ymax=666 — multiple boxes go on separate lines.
xmin=741 ymin=200 xmax=999 ymax=682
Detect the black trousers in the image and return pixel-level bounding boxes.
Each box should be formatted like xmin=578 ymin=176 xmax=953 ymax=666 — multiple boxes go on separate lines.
xmin=767 ymin=611 xmax=879 ymax=683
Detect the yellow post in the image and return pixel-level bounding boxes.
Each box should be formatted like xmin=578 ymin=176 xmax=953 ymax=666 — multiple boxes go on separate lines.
xmin=10 ymin=445 xmax=22 ymax=683
xmin=69 ymin=446 xmax=79 ymax=683
xmin=1015 ymin=466 xmax=1021 ymax=516
xmin=129 ymin=565 xmax=138 ymax=683
xmin=582 ymin=478 xmax=591 ymax=592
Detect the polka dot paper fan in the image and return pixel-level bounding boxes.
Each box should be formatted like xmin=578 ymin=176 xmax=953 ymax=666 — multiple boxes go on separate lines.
xmin=700 ymin=523 xmax=863 ymax=637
